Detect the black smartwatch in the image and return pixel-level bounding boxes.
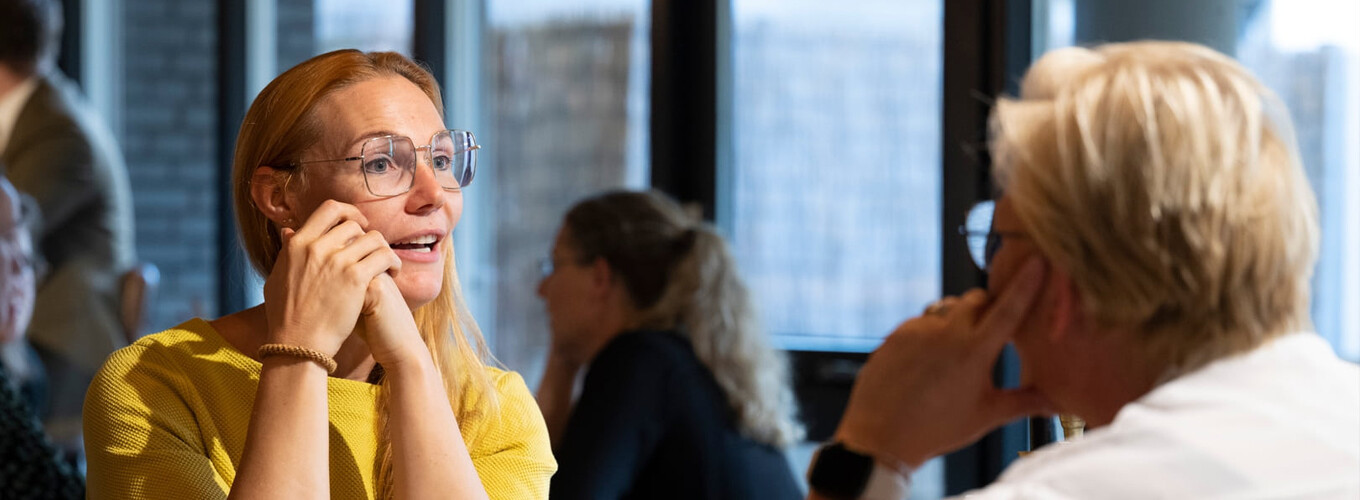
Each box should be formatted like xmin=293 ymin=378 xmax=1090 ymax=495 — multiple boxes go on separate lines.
xmin=807 ymin=441 xmax=876 ymax=499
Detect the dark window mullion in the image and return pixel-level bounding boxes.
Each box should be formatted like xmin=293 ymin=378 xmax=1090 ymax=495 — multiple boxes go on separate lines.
xmin=941 ymin=0 xmax=1033 ymax=494
xmin=216 ymin=0 xmax=247 ymax=316
xmin=649 ymin=0 xmax=723 ymax=220
xmin=57 ymin=0 xmax=82 ymax=84
xmin=413 ymin=0 xmax=447 ymax=90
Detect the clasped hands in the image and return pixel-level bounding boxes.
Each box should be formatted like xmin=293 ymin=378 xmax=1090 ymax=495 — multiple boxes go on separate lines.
xmin=262 ymin=200 xmax=426 ymax=368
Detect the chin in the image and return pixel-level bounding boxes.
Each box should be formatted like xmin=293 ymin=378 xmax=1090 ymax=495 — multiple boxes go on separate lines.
xmin=394 ymin=272 xmax=444 ymax=309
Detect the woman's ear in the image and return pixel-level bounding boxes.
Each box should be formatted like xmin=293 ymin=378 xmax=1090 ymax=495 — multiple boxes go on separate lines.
xmin=590 ymin=257 xmax=615 ymax=297
xmin=251 ymin=166 xmax=297 ymax=228
xmin=1048 ymin=265 xmax=1081 ymax=343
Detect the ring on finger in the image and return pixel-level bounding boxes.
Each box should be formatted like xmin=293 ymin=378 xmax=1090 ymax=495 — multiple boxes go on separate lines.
xmin=924 ymin=297 xmax=955 ymax=317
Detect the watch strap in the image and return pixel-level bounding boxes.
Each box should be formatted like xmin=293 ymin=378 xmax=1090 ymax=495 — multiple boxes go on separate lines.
xmin=861 ymin=461 xmax=912 ymax=500
xmin=808 ymin=441 xmax=913 ymax=500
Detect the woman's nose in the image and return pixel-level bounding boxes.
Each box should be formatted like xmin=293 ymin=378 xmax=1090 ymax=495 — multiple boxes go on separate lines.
xmin=405 ymin=155 xmax=447 ymax=210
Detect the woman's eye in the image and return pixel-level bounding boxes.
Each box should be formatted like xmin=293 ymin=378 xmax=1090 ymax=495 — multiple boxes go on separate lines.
xmin=364 ymin=157 xmax=393 ymax=174
xmin=432 ymin=154 xmax=452 ymax=171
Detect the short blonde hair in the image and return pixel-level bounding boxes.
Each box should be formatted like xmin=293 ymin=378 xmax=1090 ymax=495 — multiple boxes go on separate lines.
xmin=992 ymin=41 xmax=1319 ymax=373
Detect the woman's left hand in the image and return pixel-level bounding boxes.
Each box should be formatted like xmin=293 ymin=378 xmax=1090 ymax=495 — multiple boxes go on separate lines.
xmin=358 ymin=273 xmax=428 ymax=369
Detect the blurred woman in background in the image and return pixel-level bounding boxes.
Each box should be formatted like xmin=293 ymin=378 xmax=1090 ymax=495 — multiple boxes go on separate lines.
xmin=536 ymin=189 xmax=803 ymax=499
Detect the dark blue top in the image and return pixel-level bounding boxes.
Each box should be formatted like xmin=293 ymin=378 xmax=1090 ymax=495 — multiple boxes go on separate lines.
xmin=0 ymin=356 xmax=83 ymax=499
xmin=550 ymin=330 xmax=802 ymax=500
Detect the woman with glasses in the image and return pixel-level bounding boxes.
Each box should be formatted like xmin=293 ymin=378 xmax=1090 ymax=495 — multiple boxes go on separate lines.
xmin=82 ymin=50 xmax=554 ymax=499
xmin=535 ymin=189 xmax=803 ymax=500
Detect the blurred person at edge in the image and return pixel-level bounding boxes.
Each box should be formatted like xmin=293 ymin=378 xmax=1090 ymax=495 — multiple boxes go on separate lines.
xmin=0 ymin=0 xmax=137 ymax=457
xmin=0 ymin=173 xmax=83 ymax=499
xmin=0 ymin=170 xmax=42 ymax=409
xmin=536 ymin=189 xmax=804 ymax=499
xmin=805 ymin=41 xmax=1359 ymax=500
xmin=81 ymin=50 xmax=554 ymax=499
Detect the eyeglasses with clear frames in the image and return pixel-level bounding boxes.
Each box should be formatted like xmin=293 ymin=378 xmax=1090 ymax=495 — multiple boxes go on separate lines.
xmin=285 ymin=129 xmax=480 ymax=197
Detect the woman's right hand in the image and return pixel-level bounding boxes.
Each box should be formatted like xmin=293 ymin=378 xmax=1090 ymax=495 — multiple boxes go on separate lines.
xmin=262 ymin=200 xmax=401 ymax=355
xmin=834 ymin=258 xmax=1052 ymax=471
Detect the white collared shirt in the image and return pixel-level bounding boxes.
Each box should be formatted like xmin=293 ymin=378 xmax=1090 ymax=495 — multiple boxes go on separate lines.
xmin=959 ymin=333 xmax=1360 ymax=499
xmin=0 ymin=75 xmax=40 ymax=155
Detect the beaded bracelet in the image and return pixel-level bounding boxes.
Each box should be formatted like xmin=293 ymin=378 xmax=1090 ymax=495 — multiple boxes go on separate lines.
xmin=258 ymin=343 xmax=338 ymax=374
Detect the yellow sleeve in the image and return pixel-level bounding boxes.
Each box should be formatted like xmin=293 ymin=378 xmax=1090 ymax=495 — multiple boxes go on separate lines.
xmin=83 ymin=344 xmax=230 ymax=499
xmin=469 ymin=369 xmax=558 ymax=500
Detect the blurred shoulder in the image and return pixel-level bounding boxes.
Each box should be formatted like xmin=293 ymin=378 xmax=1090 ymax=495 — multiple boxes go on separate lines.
xmin=598 ymin=329 xmax=691 ymax=362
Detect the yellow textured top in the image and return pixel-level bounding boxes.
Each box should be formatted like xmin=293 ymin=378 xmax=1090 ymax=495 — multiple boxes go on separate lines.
xmin=82 ymin=318 xmax=556 ymax=499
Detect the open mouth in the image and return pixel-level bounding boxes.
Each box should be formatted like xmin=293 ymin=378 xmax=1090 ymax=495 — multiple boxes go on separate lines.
xmin=389 ymin=234 xmax=438 ymax=253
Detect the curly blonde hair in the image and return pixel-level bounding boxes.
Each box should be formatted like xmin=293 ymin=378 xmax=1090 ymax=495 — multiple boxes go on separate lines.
xmin=563 ymin=189 xmax=804 ymax=448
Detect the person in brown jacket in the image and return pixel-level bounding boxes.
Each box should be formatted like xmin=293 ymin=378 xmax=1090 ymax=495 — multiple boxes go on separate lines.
xmin=0 ymin=0 xmax=136 ymax=456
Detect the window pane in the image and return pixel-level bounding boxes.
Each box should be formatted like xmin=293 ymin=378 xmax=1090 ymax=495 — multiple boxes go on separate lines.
xmin=1038 ymin=0 xmax=1360 ymax=362
xmin=728 ymin=1 xmax=945 ymax=498
xmin=471 ymin=0 xmax=651 ymax=385
xmin=728 ymin=0 xmax=943 ymax=353
xmin=1238 ymin=1 xmax=1360 ymax=362
xmin=314 ymin=0 xmax=414 ymax=55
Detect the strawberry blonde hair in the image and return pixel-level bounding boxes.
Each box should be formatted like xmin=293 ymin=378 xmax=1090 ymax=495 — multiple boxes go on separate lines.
xmin=230 ymin=49 xmax=495 ymax=498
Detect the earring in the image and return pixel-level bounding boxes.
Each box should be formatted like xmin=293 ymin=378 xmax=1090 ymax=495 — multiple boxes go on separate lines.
xmin=282 ymin=218 xmax=295 ymax=227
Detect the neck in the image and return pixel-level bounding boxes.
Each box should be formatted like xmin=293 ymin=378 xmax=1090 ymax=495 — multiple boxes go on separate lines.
xmin=588 ymin=293 xmax=648 ymax=352
xmin=1054 ymin=330 xmax=1166 ymax=429
xmin=0 ymin=66 xmax=33 ymax=98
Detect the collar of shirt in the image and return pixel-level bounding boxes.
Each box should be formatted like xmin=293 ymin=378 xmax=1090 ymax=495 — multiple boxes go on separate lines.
xmin=0 ymin=75 xmax=41 ymax=156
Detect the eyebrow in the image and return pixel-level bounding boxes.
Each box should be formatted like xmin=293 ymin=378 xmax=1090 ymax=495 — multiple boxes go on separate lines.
xmin=349 ymin=130 xmax=403 ymax=148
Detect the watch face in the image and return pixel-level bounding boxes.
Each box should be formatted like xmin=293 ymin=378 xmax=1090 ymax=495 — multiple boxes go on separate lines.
xmin=808 ymin=442 xmax=875 ymax=499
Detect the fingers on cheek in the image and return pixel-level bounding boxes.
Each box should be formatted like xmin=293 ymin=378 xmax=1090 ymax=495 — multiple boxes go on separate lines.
xmin=891 ymin=317 xmax=925 ymax=338
xmin=950 ymin=290 xmax=988 ymax=320
xmin=961 ymin=289 xmax=988 ymax=305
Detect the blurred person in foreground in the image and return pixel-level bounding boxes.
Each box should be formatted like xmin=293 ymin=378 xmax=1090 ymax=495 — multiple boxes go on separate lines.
xmin=0 ymin=173 xmax=82 ymax=499
xmin=805 ymin=41 xmax=1360 ymax=499
xmin=0 ymin=169 xmax=43 ymax=413
xmin=0 ymin=0 xmax=136 ymax=454
xmin=536 ymin=189 xmax=804 ymax=499
xmin=82 ymin=50 xmax=554 ymax=498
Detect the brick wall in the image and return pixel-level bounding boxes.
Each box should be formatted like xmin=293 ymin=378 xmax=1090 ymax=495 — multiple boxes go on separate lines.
xmin=122 ymin=0 xmax=218 ymax=332
xmin=120 ymin=0 xmax=315 ymax=333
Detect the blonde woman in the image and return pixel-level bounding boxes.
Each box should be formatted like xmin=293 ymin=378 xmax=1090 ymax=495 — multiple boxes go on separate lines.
xmin=810 ymin=41 xmax=1358 ymax=499
xmin=83 ymin=50 xmax=555 ymax=499
xmin=536 ymin=189 xmax=804 ymax=499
